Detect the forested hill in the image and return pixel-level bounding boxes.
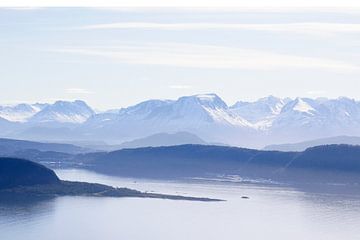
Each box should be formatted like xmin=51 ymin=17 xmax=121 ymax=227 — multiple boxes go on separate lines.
xmin=0 ymin=157 xmax=220 ymax=201
xmin=0 ymin=157 xmax=60 ymax=189
xmin=86 ymin=144 xmax=360 ymax=179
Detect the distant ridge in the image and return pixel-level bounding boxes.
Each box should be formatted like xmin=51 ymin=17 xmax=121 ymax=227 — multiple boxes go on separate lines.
xmin=264 ymin=136 xmax=360 ymax=151
xmin=0 ymin=138 xmax=92 ymax=155
xmin=84 ymin=144 xmax=360 ymax=182
xmin=1 ymin=141 xmax=360 ymax=184
xmin=117 ymin=132 xmax=207 ymax=149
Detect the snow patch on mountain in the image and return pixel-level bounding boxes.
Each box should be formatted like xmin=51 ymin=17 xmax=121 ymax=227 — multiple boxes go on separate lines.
xmin=292 ymin=98 xmax=316 ymax=115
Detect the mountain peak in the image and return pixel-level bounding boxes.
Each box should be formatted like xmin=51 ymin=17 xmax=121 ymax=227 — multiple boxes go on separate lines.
xmin=194 ymin=93 xmax=219 ymax=99
xmin=182 ymin=93 xmax=228 ymax=109
xmin=29 ymin=100 xmax=95 ymax=123
xmin=258 ymin=95 xmax=281 ymax=102
xmin=53 ymin=99 xmax=87 ymax=106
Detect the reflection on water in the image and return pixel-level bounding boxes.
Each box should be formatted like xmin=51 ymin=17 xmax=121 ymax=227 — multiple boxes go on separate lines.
xmin=1 ymin=169 xmax=360 ymax=240
xmin=0 ymin=195 xmax=56 ymax=233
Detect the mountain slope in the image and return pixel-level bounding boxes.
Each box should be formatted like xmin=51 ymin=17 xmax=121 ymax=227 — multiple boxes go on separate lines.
xmin=289 ymin=145 xmax=360 ymax=171
xmin=0 ymin=117 xmax=18 ymax=136
xmin=230 ymin=96 xmax=289 ymax=128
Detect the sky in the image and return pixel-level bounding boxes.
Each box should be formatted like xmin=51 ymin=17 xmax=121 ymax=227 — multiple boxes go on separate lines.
xmin=1 ymin=7 xmax=360 ymax=109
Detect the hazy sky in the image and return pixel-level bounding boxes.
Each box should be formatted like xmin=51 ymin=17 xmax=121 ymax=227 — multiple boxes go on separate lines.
xmin=1 ymin=7 xmax=360 ymax=109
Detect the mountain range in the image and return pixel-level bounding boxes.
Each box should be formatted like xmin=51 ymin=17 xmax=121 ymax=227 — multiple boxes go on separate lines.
xmin=1 ymin=94 xmax=360 ymax=148
xmin=0 ymin=100 xmax=93 ymax=124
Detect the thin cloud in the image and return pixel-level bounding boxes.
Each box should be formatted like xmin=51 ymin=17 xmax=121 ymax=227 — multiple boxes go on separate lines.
xmin=307 ymin=90 xmax=326 ymax=95
xmin=3 ymin=7 xmax=43 ymax=11
xmin=51 ymin=43 xmax=359 ymax=73
xmin=66 ymin=88 xmax=94 ymax=94
xmin=169 ymin=85 xmax=193 ymax=89
xmin=3 ymin=0 xmax=360 ymax=8
xmin=80 ymin=22 xmax=360 ymax=35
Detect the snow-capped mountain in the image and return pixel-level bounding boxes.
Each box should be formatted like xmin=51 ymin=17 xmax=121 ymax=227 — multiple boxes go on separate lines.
xmin=29 ymin=100 xmax=95 ymax=124
xmin=279 ymin=97 xmax=360 ymax=129
xmin=135 ymin=94 xmax=250 ymax=127
xmin=86 ymin=94 xmax=251 ymax=129
xmin=230 ymin=96 xmax=290 ymax=129
xmin=1 ymin=95 xmax=360 ymax=148
xmin=82 ymin=94 xmax=253 ymax=145
xmin=82 ymin=95 xmax=360 ymax=147
xmin=0 ymin=103 xmax=47 ymax=122
xmin=269 ymin=97 xmax=360 ymax=143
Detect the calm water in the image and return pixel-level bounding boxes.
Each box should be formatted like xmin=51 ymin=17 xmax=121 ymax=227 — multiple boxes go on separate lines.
xmin=1 ymin=169 xmax=360 ymax=240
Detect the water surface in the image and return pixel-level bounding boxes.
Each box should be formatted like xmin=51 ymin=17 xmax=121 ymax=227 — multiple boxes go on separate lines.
xmin=1 ymin=169 xmax=360 ymax=240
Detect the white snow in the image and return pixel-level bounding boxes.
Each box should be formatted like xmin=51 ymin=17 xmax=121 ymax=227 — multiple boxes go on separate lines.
xmin=0 ymin=104 xmax=41 ymax=122
xmin=292 ymin=98 xmax=316 ymax=114
xmin=204 ymin=107 xmax=252 ymax=127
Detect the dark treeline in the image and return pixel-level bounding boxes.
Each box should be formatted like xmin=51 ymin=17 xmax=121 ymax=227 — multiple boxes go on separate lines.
xmin=2 ymin=141 xmax=360 ymax=184
xmin=84 ymin=144 xmax=360 ymax=182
